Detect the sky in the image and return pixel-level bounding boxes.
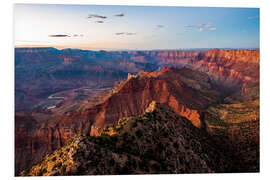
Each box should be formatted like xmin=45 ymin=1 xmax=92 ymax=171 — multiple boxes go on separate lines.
xmin=14 ymin=4 xmax=260 ymax=50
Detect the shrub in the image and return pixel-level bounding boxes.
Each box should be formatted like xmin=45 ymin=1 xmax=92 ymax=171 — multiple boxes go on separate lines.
xmin=61 ymin=164 xmax=67 ymax=173
xmin=135 ymin=129 xmax=143 ymax=138
xmin=173 ymin=142 xmax=179 ymax=149
xmin=152 ymin=163 xmax=160 ymax=171
xmin=132 ymin=121 xmax=138 ymax=128
xmin=109 ymin=158 xmax=115 ymax=166
xmin=42 ymin=168 xmax=47 ymax=174
xmin=37 ymin=169 xmax=43 ymax=176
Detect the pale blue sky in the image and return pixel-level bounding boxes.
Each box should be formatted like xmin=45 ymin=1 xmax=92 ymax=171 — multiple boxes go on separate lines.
xmin=14 ymin=4 xmax=260 ymax=50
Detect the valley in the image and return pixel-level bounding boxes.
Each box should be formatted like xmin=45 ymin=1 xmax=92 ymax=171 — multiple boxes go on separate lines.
xmin=15 ymin=48 xmax=260 ymax=175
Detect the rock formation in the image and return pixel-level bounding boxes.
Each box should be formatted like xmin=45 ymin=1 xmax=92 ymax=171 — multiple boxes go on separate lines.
xmin=21 ymin=102 xmax=232 ymax=176
xmin=15 ymin=48 xmax=260 ymax=175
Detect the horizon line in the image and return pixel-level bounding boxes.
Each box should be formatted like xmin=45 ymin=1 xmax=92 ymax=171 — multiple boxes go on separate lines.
xmin=14 ymin=46 xmax=260 ymax=51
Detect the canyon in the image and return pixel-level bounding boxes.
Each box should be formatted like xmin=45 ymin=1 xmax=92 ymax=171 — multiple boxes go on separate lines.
xmin=15 ymin=48 xmax=259 ymax=175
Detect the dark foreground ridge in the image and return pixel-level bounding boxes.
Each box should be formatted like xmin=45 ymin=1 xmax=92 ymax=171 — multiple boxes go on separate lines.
xmin=21 ymin=102 xmax=233 ymax=176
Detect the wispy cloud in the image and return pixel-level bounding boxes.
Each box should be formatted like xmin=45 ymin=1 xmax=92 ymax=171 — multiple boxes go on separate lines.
xmin=184 ymin=24 xmax=201 ymax=32
xmin=96 ymin=21 xmax=104 ymax=23
xmin=115 ymin=13 xmax=124 ymax=17
xmin=209 ymin=27 xmax=217 ymax=31
xmin=49 ymin=34 xmax=84 ymax=38
xmin=48 ymin=34 xmax=70 ymax=37
xmin=157 ymin=25 xmax=164 ymax=28
xmin=73 ymin=34 xmax=84 ymax=37
xmin=184 ymin=23 xmax=216 ymax=32
xmin=184 ymin=25 xmax=194 ymax=28
xmin=115 ymin=32 xmax=136 ymax=36
xmin=115 ymin=32 xmax=125 ymax=35
xmin=248 ymin=15 xmax=259 ymax=20
xmin=126 ymin=32 xmax=136 ymax=35
xmin=87 ymin=14 xmax=107 ymax=19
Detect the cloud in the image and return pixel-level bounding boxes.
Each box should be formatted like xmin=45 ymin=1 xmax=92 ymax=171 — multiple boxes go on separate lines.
xmin=157 ymin=25 xmax=164 ymax=28
xmin=96 ymin=21 xmax=104 ymax=23
xmin=126 ymin=32 xmax=136 ymax=35
xmin=185 ymin=24 xmax=207 ymax=28
xmin=87 ymin=14 xmax=107 ymax=19
xmin=184 ymin=25 xmax=197 ymax=28
xmin=73 ymin=34 xmax=84 ymax=37
xmin=184 ymin=24 xmax=202 ymax=31
xmin=198 ymin=23 xmax=211 ymax=28
xmin=48 ymin=34 xmax=70 ymax=37
xmin=49 ymin=34 xmax=84 ymax=38
xmin=248 ymin=15 xmax=259 ymax=19
xmin=115 ymin=13 xmax=124 ymax=17
xmin=115 ymin=32 xmax=125 ymax=35
xmin=184 ymin=23 xmax=216 ymax=32
xmin=115 ymin=32 xmax=136 ymax=36
xmin=184 ymin=25 xmax=204 ymax=32
xmin=209 ymin=27 xmax=217 ymax=31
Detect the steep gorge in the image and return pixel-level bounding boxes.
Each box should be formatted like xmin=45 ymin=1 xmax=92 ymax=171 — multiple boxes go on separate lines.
xmin=15 ymin=49 xmax=260 ymax=175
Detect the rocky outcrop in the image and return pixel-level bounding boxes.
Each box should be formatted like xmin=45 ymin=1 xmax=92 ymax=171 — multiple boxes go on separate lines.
xmin=21 ymin=102 xmax=232 ymax=176
xmin=84 ymin=67 xmax=220 ymax=135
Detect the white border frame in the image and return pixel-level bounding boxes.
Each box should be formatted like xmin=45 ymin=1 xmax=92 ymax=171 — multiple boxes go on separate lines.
xmin=1 ymin=0 xmax=269 ymax=179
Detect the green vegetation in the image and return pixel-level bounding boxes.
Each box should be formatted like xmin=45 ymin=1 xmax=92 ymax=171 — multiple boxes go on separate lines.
xmin=205 ymin=100 xmax=259 ymax=130
xmin=21 ymin=101 xmax=259 ymax=176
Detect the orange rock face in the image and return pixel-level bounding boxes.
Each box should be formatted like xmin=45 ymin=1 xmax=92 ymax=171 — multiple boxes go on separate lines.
xmin=82 ymin=67 xmax=219 ymax=135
